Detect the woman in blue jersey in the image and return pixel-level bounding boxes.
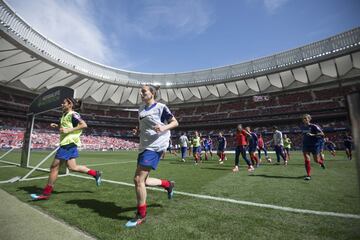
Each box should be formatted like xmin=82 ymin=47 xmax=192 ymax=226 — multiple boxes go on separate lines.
xmin=343 ymin=133 xmax=353 ymax=160
xmin=126 ymin=85 xmax=179 ymax=228
xmin=31 ymin=97 xmax=101 ymax=200
xmin=302 ymin=114 xmax=325 ymax=181
xmin=217 ymin=131 xmax=227 ymax=164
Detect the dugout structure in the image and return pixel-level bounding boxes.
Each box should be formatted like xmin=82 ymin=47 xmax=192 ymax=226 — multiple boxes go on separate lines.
xmin=20 ymin=86 xmax=74 ymax=174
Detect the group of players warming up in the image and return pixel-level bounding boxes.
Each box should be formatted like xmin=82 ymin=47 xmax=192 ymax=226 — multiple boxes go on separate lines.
xmin=176 ymin=114 xmax=352 ymax=182
xmin=31 ymin=85 xmax=178 ymax=228
xmin=29 ymin=85 xmax=353 ymax=228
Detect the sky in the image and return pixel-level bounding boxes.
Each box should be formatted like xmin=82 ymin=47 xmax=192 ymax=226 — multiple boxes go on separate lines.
xmin=6 ymin=0 xmax=360 ymax=73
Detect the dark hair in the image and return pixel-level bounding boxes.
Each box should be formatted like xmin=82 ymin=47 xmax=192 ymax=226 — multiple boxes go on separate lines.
xmin=273 ymin=126 xmax=278 ymax=130
xmin=65 ymin=97 xmax=82 ymax=112
xmin=145 ymin=85 xmax=160 ymax=99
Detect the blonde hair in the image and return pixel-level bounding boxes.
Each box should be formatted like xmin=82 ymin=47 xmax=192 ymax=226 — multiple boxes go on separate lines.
xmin=303 ymin=114 xmax=312 ymax=121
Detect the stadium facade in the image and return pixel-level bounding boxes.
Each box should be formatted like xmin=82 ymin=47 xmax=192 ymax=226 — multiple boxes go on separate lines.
xmin=0 ymin=0 xmax=359 ymax=108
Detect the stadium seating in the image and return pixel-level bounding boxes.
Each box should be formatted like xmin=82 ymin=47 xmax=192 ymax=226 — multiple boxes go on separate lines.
xmin=1 ymin=84 xmax=358 ymax=151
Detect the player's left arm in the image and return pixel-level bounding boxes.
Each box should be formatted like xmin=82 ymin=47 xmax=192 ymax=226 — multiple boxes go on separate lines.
xmin=154 ymin=106 xmax=179 ymax=133
xmin=307 ymin=125 xmax=324 ymax=137
xmin=155 ymin=116 xmax=178 ymax=132
xmin=60 ymin=113 xmax=87 ymax=134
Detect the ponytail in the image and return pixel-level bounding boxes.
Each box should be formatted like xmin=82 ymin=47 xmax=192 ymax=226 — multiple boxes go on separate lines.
xmin=65 ymin=97 xmax=82 ymax=112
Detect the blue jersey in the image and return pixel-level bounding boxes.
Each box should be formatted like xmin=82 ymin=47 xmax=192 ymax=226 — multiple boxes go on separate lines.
xmin=217 ymin=136 xmax=226 ymax=150
xmin=325 ymin=141 xmax=336 ymax=151
xmin=344 ymin=136 xmax=352 ymax=148
xmin=203 ymin=138 xmax=209 ymax=148
xmin=301 ymin=123 xmax=323 ymax=147
xmin=248 ymin=132 xmax=258 ymax=148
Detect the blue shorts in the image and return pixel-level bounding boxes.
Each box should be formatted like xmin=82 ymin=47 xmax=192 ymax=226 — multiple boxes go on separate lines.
xmin=248 ymin=145 xmax=257 ymax=153
xmin=303 ymin=144 xmax=321 ymax=155
xmin=344 ymin=143 xmax=352 ymax=150
xmin=217 ymin=148 xmax=225 ymax=153
xmin=55 ymin=143 xmax=79 ymax=161
xmin=137 ymin=150 xmax=163 ymax=170
xmin=193 ymin=146 xmax=201 ymax=154
xmin=327 ymin=145 xmax=335 ymax=151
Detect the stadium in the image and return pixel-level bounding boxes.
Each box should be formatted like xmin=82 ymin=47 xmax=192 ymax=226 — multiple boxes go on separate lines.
xmin=0 ymin=0 xmax=359 ymax=239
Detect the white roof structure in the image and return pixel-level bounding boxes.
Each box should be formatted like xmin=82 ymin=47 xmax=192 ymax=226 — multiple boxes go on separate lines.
xmin=0 ymin=0 xmax=359 ymax=107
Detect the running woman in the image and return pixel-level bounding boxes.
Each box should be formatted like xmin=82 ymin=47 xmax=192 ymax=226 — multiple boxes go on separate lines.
xmin=324 ymin=137 xmax=336 ymax=157
xmin=257 ymin=133 xmax=270 ymax=162
xmin=246 ymin=127 xmax=259 ymax=168
xmin=272 ymin=126 xmax=287 ymax=165
xmin=217 ymin=132 xmax=227 ymax=164
xmin=207 ymin=136 xmax=213 ymax=159
xmin=126 ymin=85 xmax=178 ymax=228
xmin=202 ymin=136 xmax=211 ymax=161
xmin=179 ymin=132 xmax=189 ymax=162
xmin=31 ymin=97 xmax=101 ymax=201
xmin=283 ymin=134 xmax=292 ymax=161
xmin=301 ymin=114 xmax=325 ymax=181
xmin=343 ymin=133 xmax=353 ymax=160
xmin=233 ymin=124 xmax=253 ymax=172
xmin=192 ymin=131 xmax=201 ymax=164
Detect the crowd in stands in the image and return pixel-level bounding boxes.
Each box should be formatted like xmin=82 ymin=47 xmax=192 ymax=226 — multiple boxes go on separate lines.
xmin=0 ymin=83 xmax=358 ymax=152
xmin=0 ymin=128 xmax=138 ymax=150
xmin=0 ymin=117 xmax=138 ymax=150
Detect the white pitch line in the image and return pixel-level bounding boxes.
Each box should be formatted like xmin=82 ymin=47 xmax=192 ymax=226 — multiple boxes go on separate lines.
xmin=67 ymin=173 xmax=360 ymax=220
xmin=86 ymin=161 xmax=136 ymax=167
xmin=0 ymin=165 xmax=17 ymax=168
xmin=19 ymin=175 xmax=67 ymax=182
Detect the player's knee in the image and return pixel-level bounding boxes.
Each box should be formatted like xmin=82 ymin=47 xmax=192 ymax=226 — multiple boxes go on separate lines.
xmin=67 ymin=165 xmax=78 ymax=172
xmin=50 ymin=163 xmax=59 ymax=171
xmin=134 ymin=175 xmax=141 ymax=186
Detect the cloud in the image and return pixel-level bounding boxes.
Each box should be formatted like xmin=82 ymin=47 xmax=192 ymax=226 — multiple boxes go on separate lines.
xmin=7 ymin=0 xmax=125 ymax=67
xmin=263 ymin=0 xmax=289 ymax=14
xmin=6 ymin=0 xmax=214 ymax=70
xmin=128 ymin=0 xmax=214 ymax=40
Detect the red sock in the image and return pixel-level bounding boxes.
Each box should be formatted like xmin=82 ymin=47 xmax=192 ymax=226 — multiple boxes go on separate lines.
xmin=161 ymin=179 xmax=170 ymax=189
xmin=87 ymin=169 xmax=97 ymax=177
xmin=317 ymin=156 xmax=324 ymax=165
xmin=305 ymin=159 xmax=311 ymax=176
xmin=221 ymin=153 xmax=224 ymax=161
xmin=253 ymin=155 xmax=259 ymax=164
xmin=43 ymin=184 xmax=53 ymax=195
xmin=250 ymin=156 xmax=255 ymax=165
xmin=137 ymin=203 xmax=147 ymax=218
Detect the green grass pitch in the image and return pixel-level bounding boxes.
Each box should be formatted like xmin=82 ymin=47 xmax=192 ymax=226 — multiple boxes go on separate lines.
xmin=0 ymin=149 xmax=359 ymax=240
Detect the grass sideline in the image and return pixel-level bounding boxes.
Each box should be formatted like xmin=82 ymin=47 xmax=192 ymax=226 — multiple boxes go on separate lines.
xmin=0 ymin=149 xmax=360 ymax=240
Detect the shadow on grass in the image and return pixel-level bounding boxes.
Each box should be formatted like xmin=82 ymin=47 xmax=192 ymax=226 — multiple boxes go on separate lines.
xmin=251 ymin=174 xmax=304 ymax=179
xmin=169 ymin=161 xmax=222 ymax=165
xmin=17 ymin=186 xmax=94 ymax=195
xmin=66 ymin=199 xmax=162 ymax=220
xmin=200 ymin=167 xmax=231 ymax=171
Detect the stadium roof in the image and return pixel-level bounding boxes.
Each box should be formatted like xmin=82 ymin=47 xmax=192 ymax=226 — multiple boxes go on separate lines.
xmin=0 ymin=0 xmax=360 ymax=107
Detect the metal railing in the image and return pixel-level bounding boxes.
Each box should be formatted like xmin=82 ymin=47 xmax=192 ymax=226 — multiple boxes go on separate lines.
xmin=0 ymin=0 xmax=359 ymax=86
